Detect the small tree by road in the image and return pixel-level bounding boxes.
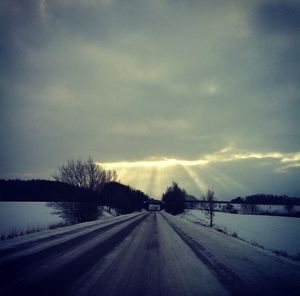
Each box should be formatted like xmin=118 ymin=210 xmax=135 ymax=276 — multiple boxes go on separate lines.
xmin=202 ymin=189 xmax=217 ymax=227
xmin=48 ymin=158 xmax=117 ymax=224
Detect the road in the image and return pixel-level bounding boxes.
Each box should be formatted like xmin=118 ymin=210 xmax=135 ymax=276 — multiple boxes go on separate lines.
xmin=1 ymin=212 xmax=300 ymax=296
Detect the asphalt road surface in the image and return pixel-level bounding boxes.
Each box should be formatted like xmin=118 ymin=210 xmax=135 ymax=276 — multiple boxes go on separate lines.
xmin=1 ymin=212 xmax=300 ymax=296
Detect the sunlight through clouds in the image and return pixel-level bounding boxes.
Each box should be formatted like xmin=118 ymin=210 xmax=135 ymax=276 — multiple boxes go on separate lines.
xmin=98 ymin=148 xmax=300 ymax=199
xmin=204 ymin=165 xmax=248 ymax=195
xmin=99 ymin=148 xmax=300 ymax=169
xmin=181 ymin=166 xmax=207 ymax=193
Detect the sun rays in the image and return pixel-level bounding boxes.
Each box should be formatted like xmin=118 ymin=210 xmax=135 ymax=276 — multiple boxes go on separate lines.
xmin=97 ymin=148 xmax=300 ymax=199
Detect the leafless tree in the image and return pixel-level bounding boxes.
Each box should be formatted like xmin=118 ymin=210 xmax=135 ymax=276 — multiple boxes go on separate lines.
xmin=202 ymin=189 xmax=217 ymax=227
xmin=52 ymin=158 xmax=117 ymax=192
xmin=48 ymin=158 xmax=117 ymax=224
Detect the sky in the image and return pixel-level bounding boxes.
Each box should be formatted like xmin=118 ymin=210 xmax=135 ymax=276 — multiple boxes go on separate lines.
xmin=1 ymin=0 xmax=300 ymax=200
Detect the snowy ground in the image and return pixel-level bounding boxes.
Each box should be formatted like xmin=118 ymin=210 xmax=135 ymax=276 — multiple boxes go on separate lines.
xmin=189 ymin=203 xmax=300 ymax=214
xmin=2 ymin=212 xmax=300 ymax=296
xmin=0 ymin=211 xmax=300 ymax=296
xmin=181 ymin=210 xmax=300 ymax=257
xmin=0 ymin=202 xmax=114 ymax=237
xmin=0 ymin=212 xmax=143 ymax=255
xmin=0 ymin=202 xmax=63 ymax=235
xmin=1 ymin=202 xmax=299 ymax=259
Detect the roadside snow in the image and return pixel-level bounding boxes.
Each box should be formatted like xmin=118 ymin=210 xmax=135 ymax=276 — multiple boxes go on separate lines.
xmin=181 ymin=210 xmax=300 ymax=257
xmin=163 ymin=212 xmax=300 ymax=295
xmin=0 ymin=202 xmax=63 ymax=234
xmin=0 ymin=212 xmax=142 ymax=252
xmin=0 ymin=202 xmax=116 ymax=238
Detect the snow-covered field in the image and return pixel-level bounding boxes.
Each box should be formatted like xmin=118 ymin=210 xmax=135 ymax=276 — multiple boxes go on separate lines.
xmin=182 ymin=210 xmax=300 ymax=257
xmin=0 ymin=212 xmax=143 ymax=254
xmin=189 ymin=203 xmax=300 ymax=214
xmin=0 ymin=202 xmax=114 ymax=237
xmin=0 ymin=202 xmax=63 ymax=235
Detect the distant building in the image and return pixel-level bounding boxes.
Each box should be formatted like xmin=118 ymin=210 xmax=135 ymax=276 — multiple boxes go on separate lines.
xmin=144 ymin=200 xmax=165 ymax=211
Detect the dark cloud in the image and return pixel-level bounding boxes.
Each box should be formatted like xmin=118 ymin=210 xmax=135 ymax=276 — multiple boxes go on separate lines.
xmin=0 ymin=0 xmax=299 ymax=198
xmin=0 ymin=0 xmax=46 ymax=64
xmin=257 ymin=1 xmax=300 ymax=34
xmin=250 ymin=0 xmax=300 ymax=93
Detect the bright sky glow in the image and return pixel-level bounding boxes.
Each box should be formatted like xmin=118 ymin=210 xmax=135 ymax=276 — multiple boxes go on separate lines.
xmin=98 ymin=148 xmax=300 ymax=199
xmin=98 ymin=149 xmax=300 ymax=169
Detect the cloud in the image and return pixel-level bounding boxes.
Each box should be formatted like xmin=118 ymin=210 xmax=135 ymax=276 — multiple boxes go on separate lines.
xmin=0 ymin=0 xmax=299 ymax=198
xmin=256 ymin=1 xmax=300 ymax=34
xmin=111 ymin=119 xmax=189 ymax=136
xmin=99 ymin=147 xmax=300 ymax=171
xmin=98 ymin=147 xmax=300 ymax=199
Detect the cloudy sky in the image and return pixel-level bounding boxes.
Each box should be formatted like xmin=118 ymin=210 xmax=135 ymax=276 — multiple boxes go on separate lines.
xmin=1 ymin=0 xmax=300 ymax=199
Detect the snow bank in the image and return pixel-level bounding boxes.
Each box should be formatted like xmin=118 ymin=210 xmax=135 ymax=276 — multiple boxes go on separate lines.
xmin=182 ymin=210 xmax=300 ymax=257
xmin=0 ymin=212 xmax=142 ymax=251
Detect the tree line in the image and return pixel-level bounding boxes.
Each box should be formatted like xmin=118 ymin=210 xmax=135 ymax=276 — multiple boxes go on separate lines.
xmin=0 ymin=179 xmax=98 ymax=202
xmin=5 ymin=157 xmax=297 ymax=227
xmin=231 ymin=194 xmax=300 ymax=205
xmin=0 ymin=158 xmax=149 ymax=224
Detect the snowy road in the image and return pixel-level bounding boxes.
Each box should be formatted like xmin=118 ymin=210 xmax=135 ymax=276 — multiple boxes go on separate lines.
xmin=1 ymin=212 xmax=300 ymax=296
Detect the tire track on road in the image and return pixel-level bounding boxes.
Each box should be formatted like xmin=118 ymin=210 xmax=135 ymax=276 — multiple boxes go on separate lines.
xmin=0 ymin=214 xmax=142 ymax=258
xmin=1 ymin=213 xmax=149 ymax=296
xmin=161 ymin=213 xmax=257 ymax=296
xmin=67 ymin=212 xmax=159 ymax=296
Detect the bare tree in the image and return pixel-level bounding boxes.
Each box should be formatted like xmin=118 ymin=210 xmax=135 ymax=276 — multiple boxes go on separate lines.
xmin=52 ymin=158 xmax=117 ymax=192
xmin=48 ymin=158 xmax=117 ymax=224
xmin=202 ymin=189 xmax=217 ymax=227
xmin=48 ymin=201 xmax=100 ymax=224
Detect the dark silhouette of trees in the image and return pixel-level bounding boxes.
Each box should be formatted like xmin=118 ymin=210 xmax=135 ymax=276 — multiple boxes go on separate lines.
xmin=202 ymin=189 xmax=217 ymax=227
xmin=48 ymin=201 xmax=100 ymax=224
xmin=162 ymin=182 xmax=186 ymax=215
xmin=231 ymin=194 xmax=300 ymax=205
xmin=231 ymin=196 xmax=244 ymax=204
xmin=241 ymin=203 xmax=258 ymax=214
xmin=48 ymin=158 xmax=117 ymax=224
xmin=223 ymin=203 xmax=237 ymax=213
xmin=101 ymin=182 xmax=149 ymax=215
xmin=0 ymin=176 xmax=150 ymax=222
xmin=0 ymin=180 xmax=97 ymax=202
xmin=285 ymin=201 xmax=294 ymax=214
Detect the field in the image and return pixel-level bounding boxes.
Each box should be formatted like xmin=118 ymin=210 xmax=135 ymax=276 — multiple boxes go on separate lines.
xmin=181 ymin=209 xmax=300 ymax=258
xmin=0 ymin=202 xmax=62 ymax=236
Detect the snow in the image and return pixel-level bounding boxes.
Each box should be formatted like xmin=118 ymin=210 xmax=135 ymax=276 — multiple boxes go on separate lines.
xmin=2 ymin=211 xmax=300 ymax=295
xmin=69 ymin=212 xmax=228 ymax=296
xmin=0 ymin=202 xmax=63 ymax=234
xmin=0 ymin=211 xmax=142 ymax=253
xmin=163 ymin=212 xmax=300 ymax=295
xmin=181 ymin=210 xmax=300 ymax=257
xmin=191 ymin=203 xmax=300 ymax=214
xmin=0 ymin=202 xmax=117 ymax=237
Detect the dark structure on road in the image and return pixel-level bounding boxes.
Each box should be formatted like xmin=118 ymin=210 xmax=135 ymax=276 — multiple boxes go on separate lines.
xmin=144 ymin=200 xmax=165 ymax=211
